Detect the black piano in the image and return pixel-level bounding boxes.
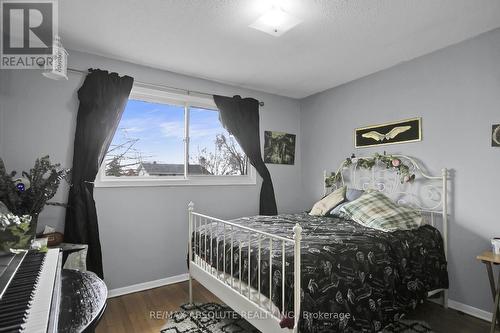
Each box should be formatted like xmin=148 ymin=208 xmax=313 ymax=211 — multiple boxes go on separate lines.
xmin=0 ymin=249 xmax=107 ymax=333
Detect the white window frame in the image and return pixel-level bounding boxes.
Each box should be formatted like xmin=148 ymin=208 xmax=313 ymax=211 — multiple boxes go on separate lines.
xmin=95 ymin=84 xmax=256 ymax=188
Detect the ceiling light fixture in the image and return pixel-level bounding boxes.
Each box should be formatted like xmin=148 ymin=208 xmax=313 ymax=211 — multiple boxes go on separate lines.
xmin=42 ymin=36 xmax=68 ymax=80
xmin=249 ymin=6 xmax=302 ymax=37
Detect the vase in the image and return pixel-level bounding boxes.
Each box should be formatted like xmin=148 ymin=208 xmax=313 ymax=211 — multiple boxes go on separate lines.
xmin=29 ymin=213 xmax=38 ymax=240
xmin=0 ymin=214 xmax=36 ymax=252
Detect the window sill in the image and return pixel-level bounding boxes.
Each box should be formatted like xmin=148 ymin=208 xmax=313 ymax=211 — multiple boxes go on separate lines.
xmin=94 ymin=175 xmax=257 ymax=188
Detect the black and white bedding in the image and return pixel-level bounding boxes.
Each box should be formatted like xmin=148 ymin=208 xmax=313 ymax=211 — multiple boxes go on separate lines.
xmin=193 ymin=213 xmax=448 ymax=333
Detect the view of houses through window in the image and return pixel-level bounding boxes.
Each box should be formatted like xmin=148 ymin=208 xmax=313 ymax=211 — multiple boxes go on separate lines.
xmin=104 ymin=98 xmax=248 ymax=178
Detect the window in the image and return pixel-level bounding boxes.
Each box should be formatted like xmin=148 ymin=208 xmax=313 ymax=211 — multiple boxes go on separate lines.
xmin=189 ymin=107 xmax=248 ymax=176
xmin=96 ymin=84 xmax=255 ymax=187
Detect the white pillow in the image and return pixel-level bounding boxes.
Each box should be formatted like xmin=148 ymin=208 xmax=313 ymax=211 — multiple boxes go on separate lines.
xmin=309 ymin=186 xmax=346 ymax=216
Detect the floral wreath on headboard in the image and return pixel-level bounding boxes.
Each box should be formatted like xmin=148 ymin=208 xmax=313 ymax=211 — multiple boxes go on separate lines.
xmin=325 ymin=152 xmax=416 ymax=187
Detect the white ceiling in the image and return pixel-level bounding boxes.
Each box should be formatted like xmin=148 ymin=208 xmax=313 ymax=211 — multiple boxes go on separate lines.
xmin=60 ymin=0 xmax=500 ymax=98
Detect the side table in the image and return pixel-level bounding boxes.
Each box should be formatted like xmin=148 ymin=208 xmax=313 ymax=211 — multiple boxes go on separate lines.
xmin=477 ymin=251 xmax=500 ymax=333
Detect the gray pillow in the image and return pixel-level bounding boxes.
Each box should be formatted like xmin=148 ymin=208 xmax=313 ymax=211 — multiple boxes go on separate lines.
xmin=330 ymin=188 xmax=364 ymax=217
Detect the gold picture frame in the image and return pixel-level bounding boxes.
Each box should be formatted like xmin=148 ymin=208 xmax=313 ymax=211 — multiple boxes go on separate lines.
xmin=354 ymin=117 xmax=422 ymax=148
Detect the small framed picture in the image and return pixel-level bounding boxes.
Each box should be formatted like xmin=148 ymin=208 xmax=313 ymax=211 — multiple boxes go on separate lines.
xmin=264 ymin=131 xmax=296 ymax=165
xmin=492 ymin=124 xmax=500 ymax=147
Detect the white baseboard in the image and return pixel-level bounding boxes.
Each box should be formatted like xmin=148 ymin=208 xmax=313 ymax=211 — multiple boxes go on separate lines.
xmin=108 ymin=273 xmax=189 ymax=298
xmin=448 ymin=299 xmax=493 ymax=322
xmin=108 ymin=278 xmax=494 ymax=324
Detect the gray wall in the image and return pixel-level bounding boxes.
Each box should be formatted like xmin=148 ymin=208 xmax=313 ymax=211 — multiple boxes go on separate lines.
xmin=0 ymin=50 xmax=302 ymax=290
xmin=2 ymin=28 xmax=499 ymax=314
xmin=0 ymin=100 xmax=3 ymax=157
xmin=300 ymin=28 xmax=500 ymax=313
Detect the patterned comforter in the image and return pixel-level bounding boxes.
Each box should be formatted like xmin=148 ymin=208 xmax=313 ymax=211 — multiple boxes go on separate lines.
xmin=192 ymin=213 xmax=448 ymax=332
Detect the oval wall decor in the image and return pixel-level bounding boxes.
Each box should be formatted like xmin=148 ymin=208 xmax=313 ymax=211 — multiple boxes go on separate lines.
xmin=492 ymin=124 xmax=500 ymax=147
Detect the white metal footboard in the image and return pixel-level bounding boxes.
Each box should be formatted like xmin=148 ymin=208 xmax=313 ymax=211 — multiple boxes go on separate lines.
xmin=187 ymin=202 xmax=302 ymax=333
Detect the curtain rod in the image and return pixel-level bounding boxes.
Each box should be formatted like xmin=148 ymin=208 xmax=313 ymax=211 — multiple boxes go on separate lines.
xmin=67 ymin=68 xmax=265 ymax=107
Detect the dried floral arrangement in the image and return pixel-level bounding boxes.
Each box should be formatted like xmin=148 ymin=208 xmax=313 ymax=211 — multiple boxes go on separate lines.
xmin=325 ymin=153 xmax=415 ymax=187
xmin=0 ymin=155 xmax=70 ymax=223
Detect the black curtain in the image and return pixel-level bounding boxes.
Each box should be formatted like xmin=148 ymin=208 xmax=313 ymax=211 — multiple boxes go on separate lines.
xmin=65 ymin=69 xmax=134 ymax=278
xmin=213 ymin=95 xmax=277 ymax=215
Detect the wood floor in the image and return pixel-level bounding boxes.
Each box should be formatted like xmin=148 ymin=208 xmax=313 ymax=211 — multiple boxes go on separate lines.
xmin=96 ymin=280 xmax=494 ymax=333
xmin=95 ymin=280 xmax=220 ymax=333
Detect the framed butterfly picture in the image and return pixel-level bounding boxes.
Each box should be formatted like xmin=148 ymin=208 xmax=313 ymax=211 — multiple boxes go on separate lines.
xmin=355 ymin=117 xmax=422 ymax=148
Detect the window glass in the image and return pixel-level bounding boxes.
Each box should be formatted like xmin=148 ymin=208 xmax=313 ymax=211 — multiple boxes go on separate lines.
xmin=104 ymin=99 xmax=185 ymax=177
xmin=189 ymin=107 xmax=247 ymax=176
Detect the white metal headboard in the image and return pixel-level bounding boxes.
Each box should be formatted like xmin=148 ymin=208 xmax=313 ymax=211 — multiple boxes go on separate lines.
xmin=324 ymin=154 xmax=448 ymax=259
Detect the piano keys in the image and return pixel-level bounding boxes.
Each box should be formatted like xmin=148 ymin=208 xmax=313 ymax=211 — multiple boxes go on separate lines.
xmin=0 ymin=249 xmax=62 ymax=333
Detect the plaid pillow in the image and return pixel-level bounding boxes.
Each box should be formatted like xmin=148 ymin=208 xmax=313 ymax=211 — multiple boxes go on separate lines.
xmin=340 ymin=190 xmax=422 ymax=232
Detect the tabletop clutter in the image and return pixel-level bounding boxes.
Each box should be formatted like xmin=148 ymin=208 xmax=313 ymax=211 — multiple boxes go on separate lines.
xmin=492 ymin=238 xmax=500 ymax=255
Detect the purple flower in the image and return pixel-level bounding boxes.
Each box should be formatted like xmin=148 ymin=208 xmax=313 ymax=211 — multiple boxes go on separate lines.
xmin=13 ymin=177 xmax=30 ymax=192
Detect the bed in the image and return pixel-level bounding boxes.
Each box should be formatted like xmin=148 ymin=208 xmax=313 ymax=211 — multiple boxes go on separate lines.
xmin=186 ymin=155 xmax=449 ymax=333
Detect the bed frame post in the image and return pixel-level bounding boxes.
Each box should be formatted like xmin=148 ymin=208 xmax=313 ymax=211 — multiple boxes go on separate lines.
xmin=442 ymin=168 xmax=448 ymax=308
xmin=293 ymin=223 xmax=302 ymax=332
xmin=188 ymin=201 xmax=194 ymax=304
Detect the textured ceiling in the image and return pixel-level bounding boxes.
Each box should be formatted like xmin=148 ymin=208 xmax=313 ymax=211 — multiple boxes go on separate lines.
xmin=59 ymin=0 xmax=500 ymax=98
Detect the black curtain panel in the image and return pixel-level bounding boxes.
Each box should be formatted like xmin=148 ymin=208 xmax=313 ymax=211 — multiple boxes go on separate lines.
xmin=65 ymin=69 xmax=134 ymax=278
xmin=213 ymin=95 xmax=277 ymax=215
